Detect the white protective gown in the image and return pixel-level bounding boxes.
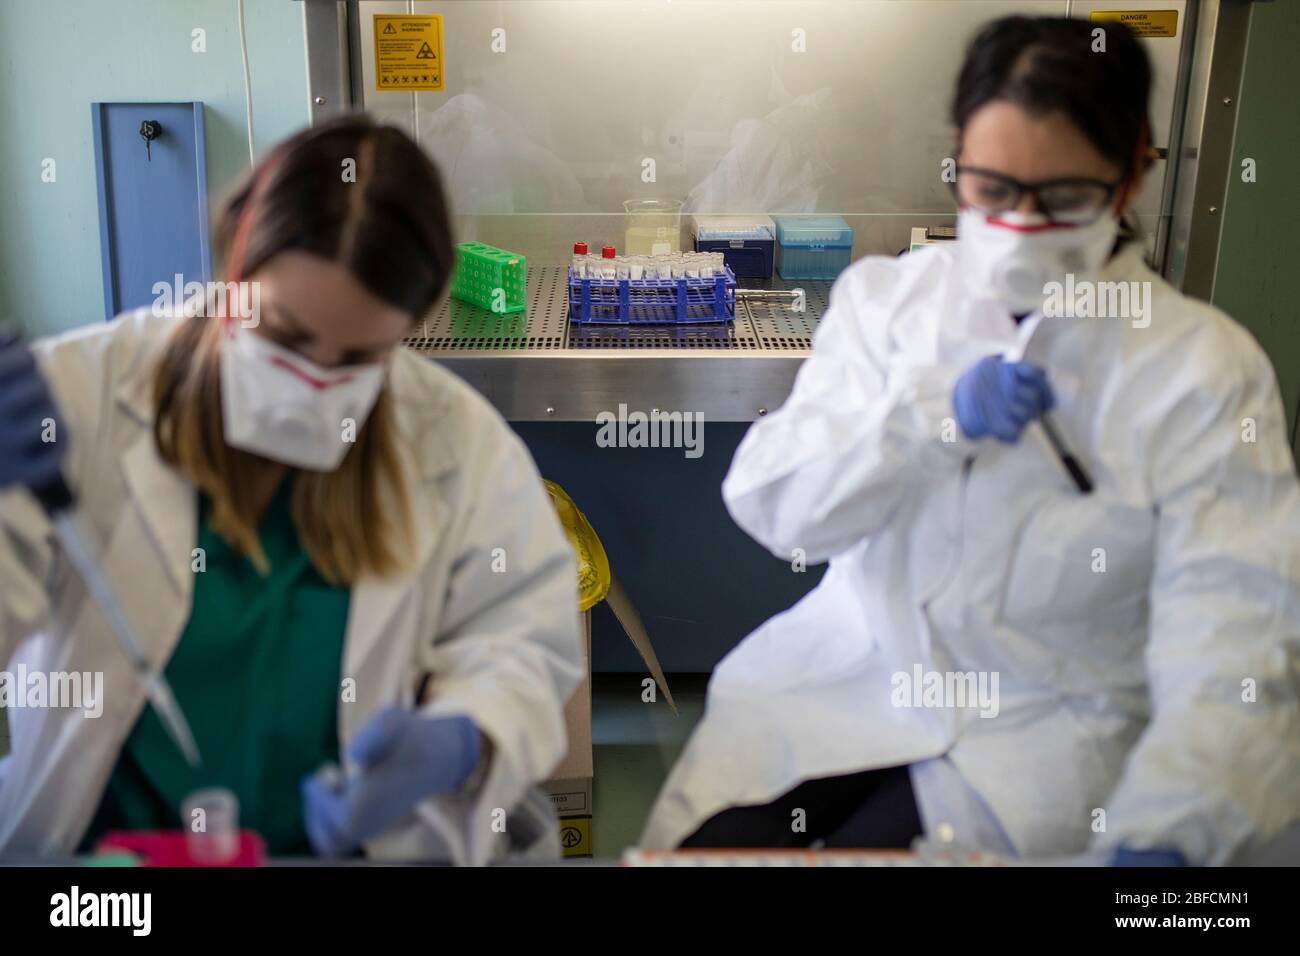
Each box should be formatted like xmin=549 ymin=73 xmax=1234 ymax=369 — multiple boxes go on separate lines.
xmin=641 ymin=241 xmax=1300 ymax=864
xmin=0 ymin=310 xmax=582 ymax=863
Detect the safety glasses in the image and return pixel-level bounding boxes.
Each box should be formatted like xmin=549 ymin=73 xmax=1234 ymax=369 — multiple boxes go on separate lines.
xmin=949 ymin=166 xmax=1125 ymax=225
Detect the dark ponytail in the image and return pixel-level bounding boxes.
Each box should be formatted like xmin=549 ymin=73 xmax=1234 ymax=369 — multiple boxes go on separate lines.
xmin=952 ymin=16 xmax=1152 ymax=177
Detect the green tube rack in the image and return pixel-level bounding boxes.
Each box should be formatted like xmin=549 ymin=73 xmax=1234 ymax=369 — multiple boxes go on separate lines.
xmin=449 ymin=241 xmax=528 ymax=314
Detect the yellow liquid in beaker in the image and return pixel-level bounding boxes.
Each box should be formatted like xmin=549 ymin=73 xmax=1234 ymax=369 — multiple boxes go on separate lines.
xmin=624 ymin=225 xmax=681 ymax=256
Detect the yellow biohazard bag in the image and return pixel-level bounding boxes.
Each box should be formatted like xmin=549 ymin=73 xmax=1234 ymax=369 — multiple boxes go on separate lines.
xmin=544 ymin=480 xmax=610 ymax=613
xmin=543 ymin=480 xmax=675 ymax=712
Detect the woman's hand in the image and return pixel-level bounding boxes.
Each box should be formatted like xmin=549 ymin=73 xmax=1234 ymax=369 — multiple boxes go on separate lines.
xmin=301 ymin=707 xmax=480 ymax=857
xmin=952 ymin=355 xmax=1055 ymax=443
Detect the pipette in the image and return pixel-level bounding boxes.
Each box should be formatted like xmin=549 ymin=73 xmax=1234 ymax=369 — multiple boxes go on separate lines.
xmin=1039 ymin=414 xmax=1093 ymax=494
xmin=2 ymin=329 xmax=201 ymax=766
xmin=35 ymin=475 xmax=202 ymax=768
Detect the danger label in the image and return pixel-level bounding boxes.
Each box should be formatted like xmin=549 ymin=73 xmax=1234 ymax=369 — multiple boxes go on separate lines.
xmin=1089 ymin=10 xmax=1178 ymax=38
xmin=373 ymin=14 xmax=444 ymax=90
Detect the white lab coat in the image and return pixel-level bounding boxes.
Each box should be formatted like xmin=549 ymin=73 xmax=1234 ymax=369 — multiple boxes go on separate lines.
xmin=0 ymin=309 xmax=582 ymax=864
xmin=641 ymin=241 xmax=1300 ymax=864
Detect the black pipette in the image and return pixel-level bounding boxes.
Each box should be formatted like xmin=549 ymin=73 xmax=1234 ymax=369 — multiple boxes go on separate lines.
xmin=1038 ymin=414 xmax=1093 ymax=494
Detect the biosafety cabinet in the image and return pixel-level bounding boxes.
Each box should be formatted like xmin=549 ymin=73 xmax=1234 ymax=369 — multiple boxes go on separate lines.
xmin=299 ymin=0 xmax=1244 ymax=425
xmin=299 ymin=1 xmax=1260 ymax=672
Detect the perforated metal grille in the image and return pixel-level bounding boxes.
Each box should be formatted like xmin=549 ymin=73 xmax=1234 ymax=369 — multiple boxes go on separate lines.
xmin=403 ymin=267 xmax=829 ymax=353
xmin=746 ymin=282 xmax=828 ymax=350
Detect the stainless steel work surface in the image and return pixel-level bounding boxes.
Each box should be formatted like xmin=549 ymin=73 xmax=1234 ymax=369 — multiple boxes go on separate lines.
xmin=403 ymin=267 xmax=831 ymax=421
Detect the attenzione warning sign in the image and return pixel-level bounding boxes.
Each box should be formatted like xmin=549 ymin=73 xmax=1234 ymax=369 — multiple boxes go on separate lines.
xmin=373 ymin=14 xmax=444 ymax=91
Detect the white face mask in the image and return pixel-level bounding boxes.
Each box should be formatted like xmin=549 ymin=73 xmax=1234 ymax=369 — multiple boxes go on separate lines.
xmin=956 ymin=209 xmax=1120 ymax=314
xmin=219 ymin=322 xmax=386 ymax=472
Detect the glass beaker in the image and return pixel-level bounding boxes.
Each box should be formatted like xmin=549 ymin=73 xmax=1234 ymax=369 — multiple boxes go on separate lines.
xmin=623 ymin=199 xmax=683 ymax=256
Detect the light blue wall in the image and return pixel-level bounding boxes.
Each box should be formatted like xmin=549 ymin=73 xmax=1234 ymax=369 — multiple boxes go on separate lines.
xmin=0 ymin=0 xmax=310 ymax=337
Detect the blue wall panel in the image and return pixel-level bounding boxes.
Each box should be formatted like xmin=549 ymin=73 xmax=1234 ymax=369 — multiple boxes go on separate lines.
xmin=93 ymin=102 xmax=210 ymax=320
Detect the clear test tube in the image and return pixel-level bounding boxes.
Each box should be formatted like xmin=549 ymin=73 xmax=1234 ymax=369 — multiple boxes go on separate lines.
xmin=615 ymin=256 xmax=631 ymax=280
xmin=183 ymin=787 xmax=240 ymax=864
xmin=670 ymin=256 xmax=686 ymax=279
xmin=629 ymin=256 xmax=645 ymax=281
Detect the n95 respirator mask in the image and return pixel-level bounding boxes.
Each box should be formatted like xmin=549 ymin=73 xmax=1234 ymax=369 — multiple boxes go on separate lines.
xmin=219 ymin=322 xmax=385 ymax=472
xmin=956 ymin=209 xmax=1119 ymax=315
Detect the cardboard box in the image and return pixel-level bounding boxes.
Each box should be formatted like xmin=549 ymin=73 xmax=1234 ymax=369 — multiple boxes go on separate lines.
xmin=543 ymin=611 xmax=594 ymax=857
xmin=540 ymin=570 xmax=674 ymax=858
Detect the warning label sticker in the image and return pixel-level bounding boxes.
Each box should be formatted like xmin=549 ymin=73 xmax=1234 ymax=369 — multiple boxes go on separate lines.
xmin=373 ymin=14 xmax=444 ymax=91
xmin=557 ymin=817 xmax=592 ymax=857
xmin=1089 ymin=10 xmax=1178 ymax=38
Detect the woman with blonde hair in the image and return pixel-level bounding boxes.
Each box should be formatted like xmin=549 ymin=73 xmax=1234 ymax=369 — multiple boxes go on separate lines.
xmin=0 ymin=116 xmax=581 ymax=863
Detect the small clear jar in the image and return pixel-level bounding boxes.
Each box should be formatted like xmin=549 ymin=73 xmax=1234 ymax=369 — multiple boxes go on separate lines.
xmin=183 ymin=788 xmax=240 ymax=864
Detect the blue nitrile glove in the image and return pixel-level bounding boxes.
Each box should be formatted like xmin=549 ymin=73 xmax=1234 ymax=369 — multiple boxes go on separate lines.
xmin=301 ymin=707 xmax=480 ymax=857
xmin=0 ymin=337 xmax=66 ymax=493
xmin=1112 ymin=847 xmax=1188 ymax=867
xmin=952 ymin=355 xmax=1055 ymax=443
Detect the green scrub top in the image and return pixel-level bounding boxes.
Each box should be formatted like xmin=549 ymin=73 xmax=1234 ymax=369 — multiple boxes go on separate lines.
xmin=82 ymin=475 xmax=350 ymax=855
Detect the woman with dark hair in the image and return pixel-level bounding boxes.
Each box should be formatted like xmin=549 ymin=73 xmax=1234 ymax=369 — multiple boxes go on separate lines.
xmin=0 ymin=116 xmax=581 ymax=863
xmin=642 ymin=17 xmax=1300 ymax=865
